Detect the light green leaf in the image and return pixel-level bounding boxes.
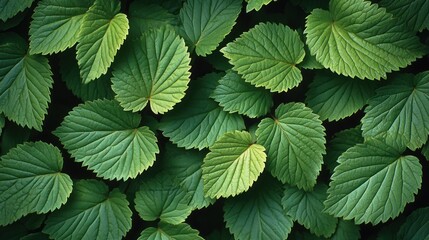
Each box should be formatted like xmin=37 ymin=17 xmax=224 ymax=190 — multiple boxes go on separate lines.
xmin=362 ymin=71 xmax=429 ymax=150
xmin=111 ymin=26 xmax=191 ymax=114
xmin=29 ymin=0 xmax=93 ymax=55
xmin=160 ymin=73 xmax=245 ymax=150
xmin=222 ymin=22 xmax=305 ymax=92
xmin=422 ymin=142 xmax=429 ymax=161
xmin=138 ymin=223 xmax=203 ymax=240
xmin=256 ymin=102 xmax=326 ymax=190
xmin=380 ymin=0 xmax=429 ymax=32
xmin=397 ymin=207 xmax=429 ymax=240
xmin=224 ymin=175 xmax=293 ymax=240
xmin=77 ymin=0 xmax=129 ymax=83
xmin=202 ymin=131 xmax=266 ymax=198
xmin=0 ymin=0 xmax=34 ymax=21
xmin=324 ymin=140 xmax=422 ymax=224
xmin=246 ymin=0 xmax=273 ymax=12
xmin=306 ymin=72 xmax=376 ymax=121
xmin=0 ymin=141 xmax=72 ymax=226
xmin=129 ymin=2 xmax=177 ymax=37
xmin=179 ymin=0 xmax=241 ymax=56
xmin=134 ymin=174 xmax=193 ymax=225
xmin=282 ymin=184 xmax=337 ymax=238
xmin=305 ymin=0 xmax=426 ymax=80
xmin=54 ymin=99 xmax=159 ymax=180
xmin=0 ymin=34 xmax=53 ymax=131
xmin=211 ymin=70 xmax=273 ymax=118
xmin=330 ymin=220 xmax=360 ymax=240
xmin=43 ymin=180 xmax=132 ymax=240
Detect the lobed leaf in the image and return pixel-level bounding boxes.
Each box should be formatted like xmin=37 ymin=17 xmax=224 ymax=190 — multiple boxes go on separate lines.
xmin=139 ymin=222 xmax=203 ymax=240
xmin=0 ymin=0 xmax=34 ymax=21
xmin=380 ymin=0 xmax=429 ymax=32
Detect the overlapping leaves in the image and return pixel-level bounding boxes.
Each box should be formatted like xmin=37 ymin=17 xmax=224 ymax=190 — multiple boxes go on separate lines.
xmin=139 ymin=223 xmax=203 ymax=240
xmin=380 ymin=0 xmax=429 ymax=32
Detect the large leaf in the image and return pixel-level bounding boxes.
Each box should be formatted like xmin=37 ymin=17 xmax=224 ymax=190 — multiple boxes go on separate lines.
xmin=361 ymin=71 xmax=429 ymax=150
xmin=256 ymin=102 xmax=326 ymax=190
xmin=134 ymin=174 xmax=193 ymax=225
xmin=54 ymin=99 xmax=159 ymax=180
xmin=224 ymin=175 xmax=293 ymax=240
xmin=160 ymin=73 xmax=245 ymax=150
xmin=138 ymin=223 xmax=203 ymax=240
xmin=305 ymin=0 xmax=426 ymax=80
xmin=282 ymin=184 xmax=337 ymax=238
xmin=111 ymin=26 xmax=191 ymax=114
xmin=397 ymin=207 xmax=429 ymax=240
xmin=324 ymin=140 xmax=422 ymax=224
xmin=179 ymin=0 xmax=241 ymax=56
xmin=222 ymin=22 xmax=305 ymax=92
xmin=43 ymin=180 xmax=132 ymax=240
xmin=0 ymin=34 xmax=53 ymax=131
xmin=0 ymin=0 xmax=34 ymax=21
xmin=129 ymin=2 xmax=177 ymax=37
xmin=306 ymin=72 xmax=376 ymax=121
xmin=77 ymin=0 xmax=128 ymax=83
xmin=202 ymin=131 xmax=266 ymax=198
xmin=211 ymin=70 xmax=273 ymax=118
xmin=380 ymin=0 xmax=429 ymax=32
xmin=245 ymin=0 xmax=273 ymax=12
xmin=0 ymin=142 xmax=72 ymax=226
xmin=29 ymin=0 xmax=93 ymax=55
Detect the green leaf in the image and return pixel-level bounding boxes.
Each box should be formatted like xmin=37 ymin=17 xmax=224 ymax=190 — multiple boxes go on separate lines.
xmin=222 ymin=22 xmax=305 ymax=92
xmin=282 ymin=184 xmax=337 ymax=238
xmin=134 ymin=173 xmax=193 ymax=224
xmin=397 ymin=207 xmax=429 ymax=240
xmin=112 ymin=26 xmax=191 ymax=114
xmin=0 ymin=10 xmax=27 ymax=31
xmin=1 ymin=123 xmax=31 ymax=155
xmin=129 ymin=2 xmax=177 ymax=37
xmin=179 ymin=0 xmax=241 ymax=56
xmin=202 ymin=130 xmax=266 ymax=198
xmin=380 ymin=0 xmax=429 ymax=32
xmin=324 ymin=140 xmax=422 ymax=224
xmin=0 ymin=114 xmax=4 ymax=136
xmin=422 ymin=142 xmax=429 ymax=161
xmin=211 ymin=70 xmax=273 ymax=118
xmin=43 ymin=180 xmax=132 ymax=240
xmin=330 ymin=220 xmax=360 ymax=240
xmin=0 ymin=34 xmax=53 ymax=131
xmin=54 ymin=99 xmax=159 ymax=180
xmin=21 ymin=232 xmax=50 ymax=240
xmin=256 ymin=102 xmax=326 ymax=190
xmin=160 ymin=73 xmax=245 ymax=150
xmin=77 ymin=0 xmax=129 ymax=83
xmin=138 ymin=223 xmax=203 ymax=240
xmin=305 ymin=0 xmax=426 ymax=80
xmin=29 ymin=0 xmax=93 ymax=55
xmin=224 ymin=175 xmax=293 ymax=240
xmin=0 ymin=141 xmax=72 ymax=226
xmin=0 ymin=0 xmax=34 ymax=21
xmin=306 ymin=72 xmax=376 ymax=121
xmin=362 ymin=71 xmax=429 ymax=150
xmin=246 ymin=0 xmax=273 ymax=12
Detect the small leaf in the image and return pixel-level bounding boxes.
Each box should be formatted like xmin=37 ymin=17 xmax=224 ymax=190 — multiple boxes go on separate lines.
xmin=362 ymin=71 xmax=429 ymax=150
xmin=324 ymin=140 xmax=422 ymax=224
xmin=305 ymin=0 xmax=427 ymax=80
xmin=330 ymin=220 xmax=360 ymax=240
xmin=129 ymin=2 xmax=177 ymax=37
xmin=306 ymin=72 xmax=376 ymax=121
xmin=397 ymin=207 xmax=429 ymax=240
xmin=211 ymin=70 xmax=273 ymax=118
xmin=422 ymin=142 xmax=429 ymax=161
xmin=222 ymin=22 xmax=305 ymax=92
xmin=43 ymin=180 xmax=132 ymax=240
xmin=160 ymin=73 xmax=245 ymax=150
xmin=179 ymin=0 xmax=241 ymax=56
xmin=380 ymin=0 xmax=429 ymax=32
xmin=224 ymin=175 xmax=293 ymax=240
xmin=0 ymin=0 xmax=34 ymax=21
xmin=138 ymin=222 xmax=203 ymax=240
xmin=256 ymin=102 xmax=326 ymax=190
xmin=54 ymin=99 xmax=159 ymax=180
xmin=0 ymin=34 xmax=53 ymax=131
xmin=282 ymin=184 xmax=337 ymax=238
xmin=77 ymin=0 xmax=129 ymax=83
xmin=0 ymin=141 xmax=72 ymax=226
xmin=202 ymin=131 xmax=266 ymax=198
xmin=29 ymin=0 xmax=93 ymax=55
xmin=246 ymin=0 xmax=273 ymax=12
xmin=112 ymin=26 xmax=191 ymax=114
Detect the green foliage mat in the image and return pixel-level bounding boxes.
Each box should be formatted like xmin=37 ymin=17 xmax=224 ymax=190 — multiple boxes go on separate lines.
xmin=0 ymin=0 xmax=428 ymax=239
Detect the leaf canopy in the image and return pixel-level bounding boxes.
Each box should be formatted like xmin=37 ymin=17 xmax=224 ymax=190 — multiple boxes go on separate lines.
xmin=222 ymin=22 xmax=305 ymax=92
xmin=324 ymin=140 xmax=422 ymax=224
xmin=256 ymin=102 xmax=326 ymax=190
xmin=362 ymin=71 xmax=429 ymax=150
xmin=397 ymin=207 xmax=429 ymax=240
xmin=54 ymin=99 xmax=159 ymax=180
xmin=0 ymin=142 xmax=72 ymax=226
xmin=43 ymin=180 xmax=132 ymax=240
xmin=77 ymin=0 xmax=128 ymax=83
xmin=179 ymin=0 xmax=241 ymax=56
xmin=305 ymin=0 xmax=427 ymax=80
xmin=29 ymin=0 xmax=93 ymax=55
xmin=380 ymin=0 xmax=429 ymax=32
xmin=138 ymin=223 xmax=203 ymax=240
xmin=0 ymin=0 xmax=34 ymax=21
xmin=112 ymin=26 xmax=191 ymax=114
xmin=245 ymin=0 xmax=273 ymax=12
